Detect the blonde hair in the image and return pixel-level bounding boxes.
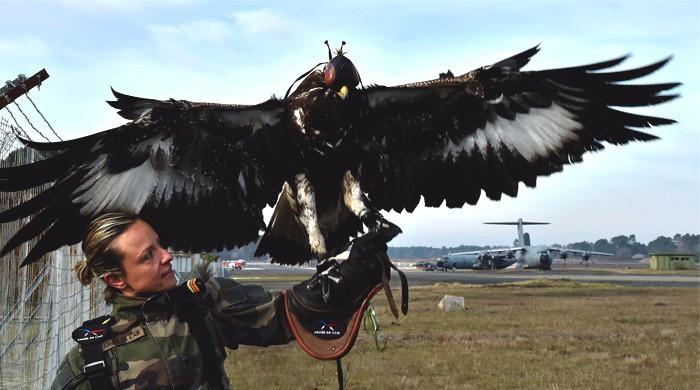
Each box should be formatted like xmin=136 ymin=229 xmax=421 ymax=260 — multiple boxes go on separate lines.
xmin=74 ymin=213 xmax=139 ymax=302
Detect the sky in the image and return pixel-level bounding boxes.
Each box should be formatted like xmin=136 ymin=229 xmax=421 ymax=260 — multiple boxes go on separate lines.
xmin=1 ymin=0 xmax=698 ymax=247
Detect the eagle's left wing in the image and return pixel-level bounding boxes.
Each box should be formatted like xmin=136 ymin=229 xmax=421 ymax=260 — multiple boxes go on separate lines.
xmin=358 ymin=46 xmax=679 ymax=213
xmin=0 ymin=90 xmax=297 ymax=266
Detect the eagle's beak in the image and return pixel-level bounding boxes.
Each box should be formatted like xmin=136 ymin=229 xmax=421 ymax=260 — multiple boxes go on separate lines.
xmin=337 ymin=85 xmax=349 ymax=100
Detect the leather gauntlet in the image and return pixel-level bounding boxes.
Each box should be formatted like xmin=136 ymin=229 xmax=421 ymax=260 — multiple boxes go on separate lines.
xmin=284 ymin=232 xmax=408 ymax=360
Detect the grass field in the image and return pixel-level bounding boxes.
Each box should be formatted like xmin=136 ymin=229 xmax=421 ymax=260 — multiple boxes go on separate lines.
xmin=226 ymin=280 xmax=699 ymax=389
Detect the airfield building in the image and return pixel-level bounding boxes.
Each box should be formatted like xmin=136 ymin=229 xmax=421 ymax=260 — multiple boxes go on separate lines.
xmin=649 ymin=253 xmax=696 ymax=270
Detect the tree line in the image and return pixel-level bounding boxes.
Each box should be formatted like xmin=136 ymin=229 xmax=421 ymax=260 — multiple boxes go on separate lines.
xmin=389 ymin=234 xmax=699 ymax=259
xmin=560 ymin=234 xmax=699 ymax=259
xmin=214 ymin=233 xmax=699 ymax=260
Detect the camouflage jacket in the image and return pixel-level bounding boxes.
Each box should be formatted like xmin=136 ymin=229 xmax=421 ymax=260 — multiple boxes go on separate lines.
xmin=51 ymin=277 xmax=294 ymax=390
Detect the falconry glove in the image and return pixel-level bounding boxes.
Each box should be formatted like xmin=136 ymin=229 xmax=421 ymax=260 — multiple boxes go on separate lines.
xmin=284 ymin=232 xmax=408 ymax=361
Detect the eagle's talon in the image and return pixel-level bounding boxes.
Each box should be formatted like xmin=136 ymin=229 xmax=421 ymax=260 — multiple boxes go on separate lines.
xmin=307 ymin=258 xmax=343 ymax=301
xmin=375 ymin=219 xmax=402 ymax=242
xmin=361 ymin=210 xmax=402 ymax=242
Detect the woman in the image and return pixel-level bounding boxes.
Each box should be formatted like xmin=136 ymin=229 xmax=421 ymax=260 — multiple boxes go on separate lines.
xmin=51 ymin=213 xmax=390 ymax=389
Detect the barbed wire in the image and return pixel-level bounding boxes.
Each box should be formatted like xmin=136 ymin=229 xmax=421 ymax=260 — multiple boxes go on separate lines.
xmin=12 ymin=101 xmax=50 ymax=142
xmin=24 ymin=93 xmax=62 ymax=141
xmin=3 ymin=107 xmax=32 ymax=140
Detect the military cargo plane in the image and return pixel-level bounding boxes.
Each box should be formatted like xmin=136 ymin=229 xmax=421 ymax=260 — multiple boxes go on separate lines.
xmin=438 ymin=219 xmax=613 ymax=270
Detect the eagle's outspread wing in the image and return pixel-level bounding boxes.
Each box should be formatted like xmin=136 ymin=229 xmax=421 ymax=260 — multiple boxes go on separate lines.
xmin=0 ymin=45 xmax=680 ymax=267
xmin=359 ymin=46 xmax=679 ymax=213
xmin=0 ymin=90 xmax=297 ymax=265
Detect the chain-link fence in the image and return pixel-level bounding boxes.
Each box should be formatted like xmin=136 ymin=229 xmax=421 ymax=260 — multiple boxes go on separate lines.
xmin=0 ymin=117 xmax=209 ymax=388
xmin=0 ymin=139 xmax=99 ymax=389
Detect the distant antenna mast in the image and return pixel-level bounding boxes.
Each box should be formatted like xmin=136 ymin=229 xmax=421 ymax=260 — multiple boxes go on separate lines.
xmin=0 ymin=68 xmax=61 ymax=141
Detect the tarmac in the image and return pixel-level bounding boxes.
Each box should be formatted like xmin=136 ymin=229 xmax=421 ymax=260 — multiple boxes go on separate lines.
xmin=226 ymin=259 xmax=700 ymax=291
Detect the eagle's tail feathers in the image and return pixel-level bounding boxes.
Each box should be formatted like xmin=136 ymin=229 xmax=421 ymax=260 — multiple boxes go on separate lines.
xmin=255 ymin=183 xmax=314 ymax=265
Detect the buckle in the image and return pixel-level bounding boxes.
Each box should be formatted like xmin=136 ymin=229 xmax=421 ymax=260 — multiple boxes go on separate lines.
xmin=83 ymin=360 xmax=106 ymax=377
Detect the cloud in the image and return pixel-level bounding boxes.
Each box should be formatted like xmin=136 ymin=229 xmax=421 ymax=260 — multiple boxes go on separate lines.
xmin=148 ymin=20 xmax=232 ymax=45
xmin=0 ymin=35 xmax=50 ymax=59
xmin=145 ymin=20 xmax=233 ymax=65
xmin=57 ymin=0 xmax=197 ymax=12
xmin=231 ymin=9 xmax=291 ymax=35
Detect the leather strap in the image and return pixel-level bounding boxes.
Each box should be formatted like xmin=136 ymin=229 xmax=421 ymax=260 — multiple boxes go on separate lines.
xmin=81 ymin=343 xmax=113 ymax=390
xmin=376 ymin=252 xmax=409 ymax=319
xmin=387 ymin=256 xmax=409 ymax=316
xmin=72 ymin=315 xmax=115 ymax=390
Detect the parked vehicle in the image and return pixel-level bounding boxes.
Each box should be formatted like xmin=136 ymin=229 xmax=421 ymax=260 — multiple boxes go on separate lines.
xmin=413 ymin=262 xmax=432 ymax=270
xmin=222 ymin=259 xmax=247 ymax=270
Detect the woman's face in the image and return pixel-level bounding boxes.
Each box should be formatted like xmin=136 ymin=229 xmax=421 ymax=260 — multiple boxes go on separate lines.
xmin=110 ymin=219 xmax=176 ymax=296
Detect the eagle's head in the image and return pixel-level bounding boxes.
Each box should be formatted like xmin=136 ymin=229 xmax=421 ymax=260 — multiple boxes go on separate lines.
xmin=323 ymin=41 xmax=360 ymax=100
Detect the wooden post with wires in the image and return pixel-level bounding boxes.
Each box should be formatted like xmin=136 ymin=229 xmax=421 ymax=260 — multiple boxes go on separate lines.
xmin=0 ymin=69 xmax=49 ymax=111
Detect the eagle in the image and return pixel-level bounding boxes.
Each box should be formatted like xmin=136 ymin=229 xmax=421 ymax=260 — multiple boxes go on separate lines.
xmin=0 ymin=42 xmax=679 ymax=266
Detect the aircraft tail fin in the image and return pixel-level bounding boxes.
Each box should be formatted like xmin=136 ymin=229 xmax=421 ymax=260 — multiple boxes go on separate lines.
xmin=483 ymin=218 xmax=549 ymax=246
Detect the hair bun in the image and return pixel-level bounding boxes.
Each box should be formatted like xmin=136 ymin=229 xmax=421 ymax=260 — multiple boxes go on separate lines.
xmin=74 ymin=260 xmax=94 ymax=285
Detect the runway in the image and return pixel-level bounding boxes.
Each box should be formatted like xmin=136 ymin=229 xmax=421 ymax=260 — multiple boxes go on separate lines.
xmin=223 ymin=261 xmax=700 ymax=291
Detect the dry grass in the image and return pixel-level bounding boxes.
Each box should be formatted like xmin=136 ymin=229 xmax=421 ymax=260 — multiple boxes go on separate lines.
xmin=550 ymin=267 xmax=700 ymax=276
xmin=226 ymin=280 xmax=700 ymax=389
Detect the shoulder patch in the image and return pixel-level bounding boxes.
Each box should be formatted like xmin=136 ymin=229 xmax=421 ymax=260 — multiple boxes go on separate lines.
xmin=102 ymin=326 xmax=146 ymax=351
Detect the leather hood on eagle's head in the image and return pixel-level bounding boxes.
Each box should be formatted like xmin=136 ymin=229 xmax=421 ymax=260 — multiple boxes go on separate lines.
xmin=323 ymin=53 xmax=361 ymax=91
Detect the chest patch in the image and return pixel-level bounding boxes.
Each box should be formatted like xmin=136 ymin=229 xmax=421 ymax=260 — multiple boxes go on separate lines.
xmin=102 ymin=326 xmax=146 ymax=351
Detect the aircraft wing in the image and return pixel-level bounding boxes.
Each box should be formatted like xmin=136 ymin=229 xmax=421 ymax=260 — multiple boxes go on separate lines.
xmin=449 ymin=250 xmax=485 ymax=256
xmin=475 ymin=247 xmax=524 ymax=256
xmin=554 ymin=248 xmax=614 ymax=257
xmin=450 ymin=247 xmax=523 ymax=256
xmin=488 ymin=247 xmax=524 ymax=256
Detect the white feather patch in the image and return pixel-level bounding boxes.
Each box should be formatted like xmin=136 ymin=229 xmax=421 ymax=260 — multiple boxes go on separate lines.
xmin=342 ymin=171 xmax=367 ymax=217
xmin=295 ymin=173 xmax=326 ymax=257
xmin=442 ymin=103 xmax=581 ymax=161
xmin=76 ymin=159 xmax=157 ymax=216
xmin=73 ymin=135 xmax=216 ymax=216
xmin=293 ymin=108 xmax=305 ymax=134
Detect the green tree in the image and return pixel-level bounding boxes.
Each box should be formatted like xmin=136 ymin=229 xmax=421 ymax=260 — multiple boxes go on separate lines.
xmin=646 ymin=236 xmax=676 ymax=253
xmin=593 ymin=239 xmax=615 ymax=253
xmin=616 ymin=247 xmax=632 ymax=258
xmin=610 ymin=235 xmax=632 ymax=250
xmin=628 ymin=241 xmax=648 ymax=256
xmin=201 ymin=253 xmax=220 ymax=263
xmin=673 ymin=234 xmax=699 ymax=255
xmin=567 ymin=241 xmax=593 ymax=251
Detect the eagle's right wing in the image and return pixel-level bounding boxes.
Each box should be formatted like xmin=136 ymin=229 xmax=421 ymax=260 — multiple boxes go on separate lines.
xmin=358 ymin=46 xmax=679 ymax=213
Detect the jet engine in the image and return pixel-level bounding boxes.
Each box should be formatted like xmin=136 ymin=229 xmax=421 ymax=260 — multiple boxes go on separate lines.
xmin=475 ymin=253 xmax=495 ymax=270
xmin=539 ymin=252 xmax=552 ymax=270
